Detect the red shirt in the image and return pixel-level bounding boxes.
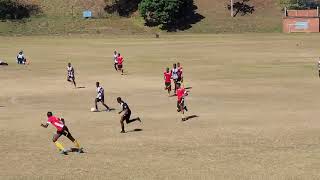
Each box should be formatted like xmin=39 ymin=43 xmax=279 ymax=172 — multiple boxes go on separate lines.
xmin=117 ymin=56 xmax=124 ymax=65
xmin=164 ymin=71 xmax=172 ymax=83
xmin=47 ymin=116 xmax=64 ymax=131
xmin=176 ymin=87 xmax=186 ymax=101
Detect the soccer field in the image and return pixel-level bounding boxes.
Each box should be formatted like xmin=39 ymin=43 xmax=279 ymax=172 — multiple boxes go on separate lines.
xmin=1 ymin=34 xmax=320 ymax=179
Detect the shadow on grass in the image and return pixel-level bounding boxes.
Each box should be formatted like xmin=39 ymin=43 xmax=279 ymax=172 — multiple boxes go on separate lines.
xmin=182 ymin=115 xmax=199 ymax=122
xmin=77 ymin=86 xmax=86 ymax=89
xmin=127 ymin=128 xmax=143 ymax=133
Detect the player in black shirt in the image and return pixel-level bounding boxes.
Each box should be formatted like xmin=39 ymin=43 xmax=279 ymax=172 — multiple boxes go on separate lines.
xmin=117 ymin=97 xmax=141 ymax=133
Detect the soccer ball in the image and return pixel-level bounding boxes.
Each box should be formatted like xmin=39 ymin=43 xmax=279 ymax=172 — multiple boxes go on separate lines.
xmin=90 ymin=107 xmax=97 ymax=112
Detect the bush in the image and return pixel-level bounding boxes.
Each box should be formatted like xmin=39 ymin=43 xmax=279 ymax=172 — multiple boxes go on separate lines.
xmin=138 ymin=0 xmax=196 ymax=28
xmin=0 ymin=0 xmax=40 ymax=20
xmin=280 ymin=0 xmax=320 ymax=9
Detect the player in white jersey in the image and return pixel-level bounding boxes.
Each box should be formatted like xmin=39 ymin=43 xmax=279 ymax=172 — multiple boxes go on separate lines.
xmin=17 ymin=50 xmax=26 ymax=64
xmin=67 ymin=63 xmax=76 ymax=88
xmin=94 ymin=82 xmax=110 ymax=112
xmin=113 ymin=51 xmax=118 ymax=71
xmin=171 ymin=63 xmax=179 ymax=94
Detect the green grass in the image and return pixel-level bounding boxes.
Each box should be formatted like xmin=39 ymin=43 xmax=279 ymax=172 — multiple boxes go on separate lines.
xmin=0 ymin=0 xmax=284 ymax=35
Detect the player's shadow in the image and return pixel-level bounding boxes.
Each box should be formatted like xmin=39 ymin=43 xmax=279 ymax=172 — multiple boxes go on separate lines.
xmin=127 ymin=128 xmax=143 ymax=133
xmin=169 ymin=94 xmax=177 ymax=98
xmin=77 ymin=86 xmax=86 ymax=89
xmin=185 ymin=87 xmax=192 ymax=90
xmin=183 ymin=115 xmax=199 ymax=122
xmin=0 ymin=106 xmax=4 ymax=107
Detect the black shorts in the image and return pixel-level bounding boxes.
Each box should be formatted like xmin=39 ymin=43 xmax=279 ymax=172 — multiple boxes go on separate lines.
xmin=67 ymin=76 xmax=75 ymax=81
xmin=57 ymin=126 xmax=70 ymax=136
xmin=177 ymin=98 xmax=185 ymax=109
xmin=96 ymin=96 xmax=105 ymax=102
xmin=117 ymin=64 xmax=123 ymax=69
xmin=165 ymin=82 xmax=171 ymax=88
xmin=123 ymin=111 xmax=131 ymax=123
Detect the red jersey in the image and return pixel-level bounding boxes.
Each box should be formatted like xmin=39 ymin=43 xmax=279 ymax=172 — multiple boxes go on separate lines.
xmin=176 ymin=87 xmax=186 ymax=101
xmin=117 ymin=56 xmax=124 ymax=65
xmin=47 ymin=116 xmax=64 ymax=131
xmin=164 ymin=71 xmax=172 ymax=83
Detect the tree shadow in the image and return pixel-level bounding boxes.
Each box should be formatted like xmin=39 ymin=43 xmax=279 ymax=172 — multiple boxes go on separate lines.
xmin=227 ymin=0 xmax=255 ymax=17
xmin=161 ymin=4 xmax=205 ymax=32
xmin=182 ymin=115 xmax=199 ymax=122
xmin=104 ymin=0 xmax=142 ymax=17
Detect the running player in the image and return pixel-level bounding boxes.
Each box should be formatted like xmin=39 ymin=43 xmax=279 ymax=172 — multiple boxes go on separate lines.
xmin=41 ymin=112 xmax=83 ymax=155
xmin=176 ymin=83 xmax=189 ymax=121
xmin=67 ymin=63 xmax=76 ymax=88
xmin=171 ymin=63 xmax=179 ymax=94
xmin=117 ymin=53 xmax=124 ymax=75
xmin=117 ymin=97 xmax=141 ymax=133
xmin=164 ymin=67 xmax=172 ymax=95
xmin=113 ymin=51 xmax=118 ymax=71
xmin=177 ymin=62 xmax=183 ymax=83
xmin=95 ymin=82 xmax=110 ymax=111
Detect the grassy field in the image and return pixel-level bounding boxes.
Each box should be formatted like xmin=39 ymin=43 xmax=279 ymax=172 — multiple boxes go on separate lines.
xmin=0 ymin=0 xmax=282 ymax=35
xmin=1 ymin=34 xmax=320 ymax=179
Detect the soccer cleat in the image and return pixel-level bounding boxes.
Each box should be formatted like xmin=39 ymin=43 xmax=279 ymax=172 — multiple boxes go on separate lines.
xmin=177 ymin=108 xmax=181 ymax=112
xmin=182 ymin=118 xmax=187 ymax=121
xmin=137 ymin=117 xmax=142 ymax=123
xmin=105 ymin=109 xmax=110 ymax=112
xmin=60 ymin=149 xmax=68 ymax=155
xmin=120 ymin=130 xmax=126 ymax=133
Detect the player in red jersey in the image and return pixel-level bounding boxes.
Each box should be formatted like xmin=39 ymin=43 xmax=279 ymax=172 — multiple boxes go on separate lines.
xmin=176 ymin=83 xmax=189 ymax=121
xmin=117 ymin=53 xmax=124 ymax=75
xmin=41 ymin=112 xmax=83 ymax=155
xmin=164 ymin=67 xmax=172 ymax=95
xmin=177 ymin=62 xmax=183 ymax=83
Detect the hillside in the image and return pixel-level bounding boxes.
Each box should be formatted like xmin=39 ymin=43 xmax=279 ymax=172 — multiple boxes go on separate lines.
xmin=0 ymin=0 xmax=283 ymax=35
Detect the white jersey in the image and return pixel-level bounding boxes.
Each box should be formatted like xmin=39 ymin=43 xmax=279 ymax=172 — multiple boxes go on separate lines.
xmin=114 ymin=54 xmax=118 ymax=63
xmin=17 ymin=54 xmax=24 ymax=59
xmin=96 ymin=86 xmax=104 ymax=99
xmin=172 ymin=68 xmax=179 ymax=80
xmin=318 ymin=61 xmax=320 ymax=69
xmin=67 ymin=66 xmax=74 ymax=77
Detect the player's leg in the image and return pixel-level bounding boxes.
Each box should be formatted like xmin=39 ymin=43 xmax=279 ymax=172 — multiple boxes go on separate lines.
xmin=72 ymin=77 xmax=77 ymax=88
xmin=95 ymin=98 xmax=99 ymax=110
xmin=125 ymin=112 xmax=141 ymax=124
xmin=63 ymin=126 xmax=81 ymax=150
xmin=180 ymin=99 xmax=186 ymax=121
xmin=52 ymin=133 xmax=67 ymax=154
xmin=114 ymin=63 xmax=118 ymax=71
xmin=168 ymin=83 xmax=171 ymax=95
xmin=120 ymin=116 xmax=125 ymax=133
xmin=100 ymin=98 xmax=110 ymax=110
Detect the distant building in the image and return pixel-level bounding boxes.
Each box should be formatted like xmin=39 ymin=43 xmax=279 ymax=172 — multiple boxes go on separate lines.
xmin=283 ymin=8 xmax=320 ymax=33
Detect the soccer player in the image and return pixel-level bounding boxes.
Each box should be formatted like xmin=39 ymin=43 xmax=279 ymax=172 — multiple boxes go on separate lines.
xmin=41 ymin=112 xmax=83 ymax=155
xmin=117 ymin=53 xmax=124 ymax=75
xmin=177 ymin=62 xmax=183 ymax=83
xmin=171 ymin=63 xmax=179 ymax=94
xmin=95 ymin=82 xmax=110 ymax=111
xmin=17 ymin=50 xmax=26 ymax=64
xmin=113 ymin=51 xmax=118 ymax=71
xmin=176 ymin=83 xmax=189 ymax=121
xmin=67 ymin=63 xmax=76 ymax=88
xmin=164 ymin=67 xmax=172 ymax=95
xmin=117 ymin=97 xmax=141 ymax=133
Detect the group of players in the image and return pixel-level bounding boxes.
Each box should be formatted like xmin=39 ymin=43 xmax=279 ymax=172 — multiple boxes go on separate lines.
xmin=163 ymin=62 xmax=190 ymax=121
xmin=41 ymin=52 xmax=141 ymax=155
